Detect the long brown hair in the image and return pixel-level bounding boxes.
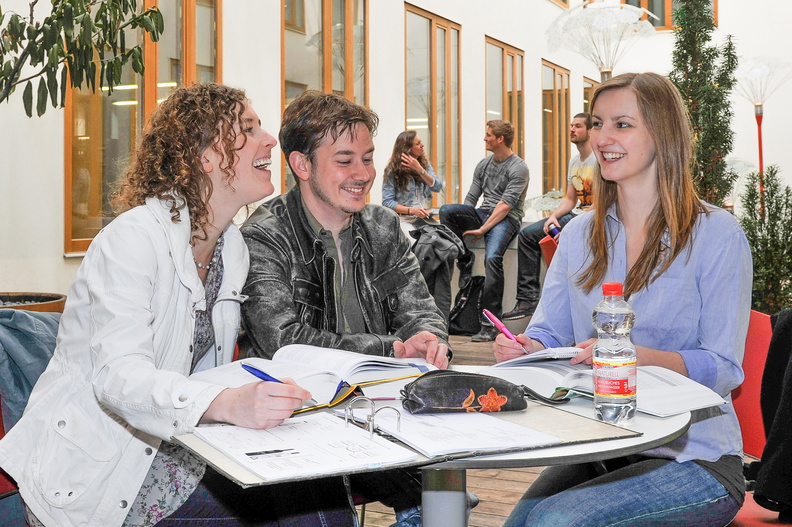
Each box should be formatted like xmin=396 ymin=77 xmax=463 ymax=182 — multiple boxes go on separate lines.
xmin=384 ymin=130 xmax=428 ymax=191
xmin=577 ymin=72 xmax=707 ymax=296
xmin=113 ymin=83 xmax=248 ymax=242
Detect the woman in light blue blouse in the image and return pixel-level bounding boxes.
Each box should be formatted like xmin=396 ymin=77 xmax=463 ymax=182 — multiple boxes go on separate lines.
xmin=495 ymin=72 xmax=752 ymax=527
xmin=382 ymin=130 xmax=443 ymax=221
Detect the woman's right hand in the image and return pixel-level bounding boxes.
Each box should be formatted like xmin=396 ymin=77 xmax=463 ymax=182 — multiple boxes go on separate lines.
xmin=201 ymin=379 xmax=312 ymax=429
xmin=493 ymin=332 xmax=533 ymax=363
xmin=411 ymin=206 xmax=432 ymax=218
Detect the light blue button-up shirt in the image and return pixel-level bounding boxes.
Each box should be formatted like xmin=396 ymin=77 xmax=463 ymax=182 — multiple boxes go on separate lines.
xmin=526 ymin=203 xmax=753 ymax=462
xmin=382 ymin=163 xmax=443 ymax=210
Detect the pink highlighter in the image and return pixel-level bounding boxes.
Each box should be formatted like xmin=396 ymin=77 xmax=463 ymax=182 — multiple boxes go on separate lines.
xmin=482 ymin=309 xmax=530 ymax=354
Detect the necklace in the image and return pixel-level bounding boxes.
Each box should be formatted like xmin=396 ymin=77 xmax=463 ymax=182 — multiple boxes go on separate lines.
xmin=194 ymin=257 xmax=215 ymax=271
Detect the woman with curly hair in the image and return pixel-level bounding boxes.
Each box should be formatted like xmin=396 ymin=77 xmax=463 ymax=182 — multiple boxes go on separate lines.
xmin=382 ymin=130 xmax=443 ymax=221
xmin=0 ymin=83 xmax=357 ymax=526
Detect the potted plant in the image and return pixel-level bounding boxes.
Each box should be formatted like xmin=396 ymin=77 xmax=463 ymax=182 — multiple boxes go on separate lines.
xmin=0 ymin=293 xmax=66 ymax=313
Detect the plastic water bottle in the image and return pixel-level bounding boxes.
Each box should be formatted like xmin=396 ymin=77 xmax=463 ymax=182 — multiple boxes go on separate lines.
xmin=592 ymin=282 xmax=637 ymax=424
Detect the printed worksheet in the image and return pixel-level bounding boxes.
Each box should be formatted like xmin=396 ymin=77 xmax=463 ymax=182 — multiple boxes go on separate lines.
xmin=192 ymin=412 xmax=419 ymax=482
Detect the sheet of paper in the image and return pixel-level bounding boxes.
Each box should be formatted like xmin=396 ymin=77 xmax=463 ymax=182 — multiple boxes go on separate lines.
xmin=339 ymin=408 xmax=562 ymax=458
xmin=192 ymin=413 xmax=419 ymax=482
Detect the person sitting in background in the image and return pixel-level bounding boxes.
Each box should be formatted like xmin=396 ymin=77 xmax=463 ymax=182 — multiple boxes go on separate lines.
xmin=503 ymin=113 xmax=596 ymax=320
xmin=382 ymin=130 xmax=443 ymax=225
xmin=383 ymin=130 xmax=462 ymax=320
xmin=496 ymin=72 xmax=751 ymax=527
xmin=440 ymin=119 xmax=529 ymax=342
xmin=0 ymin=83 xmax=359 ymax=527
xmin=240 ymin=90 xmax=454 ymax=527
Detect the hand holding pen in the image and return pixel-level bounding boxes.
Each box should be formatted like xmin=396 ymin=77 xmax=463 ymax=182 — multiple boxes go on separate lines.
xmin=483 ymin=309 xmax=531 ymax=355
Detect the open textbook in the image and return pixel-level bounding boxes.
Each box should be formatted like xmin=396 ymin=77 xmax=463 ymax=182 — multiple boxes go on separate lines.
xmin=189 ymin=344 xmax=437 ymax=412
xmin=479 ymin=360 xmax=725 ymax=418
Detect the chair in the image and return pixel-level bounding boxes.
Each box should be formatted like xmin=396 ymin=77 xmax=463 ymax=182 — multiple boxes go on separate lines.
xmin=0 ymin=309 xmax=61 ymax=526
xmin=538 ymin=235 xmax=558 ymax=267
xmin=730 ymin=310 xmax=790 ymax=526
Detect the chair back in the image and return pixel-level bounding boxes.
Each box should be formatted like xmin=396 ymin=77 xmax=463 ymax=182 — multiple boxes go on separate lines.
xmin=732 ymin=310 xmax=773 ymax=458
xmin=538 ymin=235 xmax=558 ymax=267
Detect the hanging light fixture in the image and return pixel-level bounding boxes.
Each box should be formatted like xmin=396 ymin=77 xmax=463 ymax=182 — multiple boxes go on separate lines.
xmin=547 ymin=0 xmax=657 ymax=82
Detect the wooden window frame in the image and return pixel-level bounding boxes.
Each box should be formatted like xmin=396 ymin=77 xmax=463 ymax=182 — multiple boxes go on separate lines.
xmin=541 ymin=60 xmax=571 ymax=194
xmin=285 ymin=0 xmax=306 ymax=33
xmin=64 ymin=0 xmax=223 ymax=254
xmin=624 ymin=0 xmax=718 ymax=31
xmin=582 ymin=76 xmax=600 ymax=115
xmin=280 ymin=0 xmax=369 ymax=193
xmin=404 ymin=4 xmax=462 ymax=205
xmin=485 ymin=36 xmax=525 ymax=159
xmin=548 ymin=0 xmax=570 ymax=8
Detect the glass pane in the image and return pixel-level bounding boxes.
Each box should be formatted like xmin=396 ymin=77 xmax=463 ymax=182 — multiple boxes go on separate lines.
xmin=406 ymin=12 xmax=431 ymax=152
xmin=583 ymin=79 xmax=595 ymax=114
xmin=648 ymin=0 xmax=666 ymax=26
xmin=486 ymin=43 xmax=502 ymax=121
xmin=353 ymin=0 xmax=366 ymax=105
xmin=515 ymin=55 xmax=524 ymax=158
xmin=505 ymin=54 xmax=513 ymax=124
xmin=332 ymin=0 xmax=345 ymax=95
xmin=435 ymin=26 xmax=446 ymax=208
xmin=71 ymin=60 xmax=142 ymax=242
xmin=450 ymin=28 xmax=459 ymax=204
xmin=285 ymin=0 xmax=323 ymax=100
xmin=542 ymin=65 xmax=555 ymax=193
xmin=157 ymin=0 xmax=182 ymax=102
xmin=196 ymin=0 xmax=216 ymax=83
xmin=284 ymin=0 xmax=323 ymax=188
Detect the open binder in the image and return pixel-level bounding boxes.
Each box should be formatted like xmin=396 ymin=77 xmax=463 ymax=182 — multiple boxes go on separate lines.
xmin=174 ymin=397 xmax=641 ymax=488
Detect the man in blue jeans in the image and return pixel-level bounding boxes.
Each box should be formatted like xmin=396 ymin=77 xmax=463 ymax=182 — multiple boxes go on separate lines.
xmin=440 ymin=120 xmax=529 ymax=341
xmin=503 ymin=113 xmax=596 ymax=321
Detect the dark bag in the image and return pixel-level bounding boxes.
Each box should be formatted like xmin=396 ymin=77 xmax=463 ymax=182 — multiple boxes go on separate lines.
xmin=400 ymin=370 xmax=569 ymax=414
xmin=448 ymin=275 xmax=485 ymax=336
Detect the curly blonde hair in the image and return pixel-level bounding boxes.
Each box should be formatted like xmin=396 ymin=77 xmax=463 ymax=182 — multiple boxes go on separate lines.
xmin=113 ymin=83 xmax=248 ymax=242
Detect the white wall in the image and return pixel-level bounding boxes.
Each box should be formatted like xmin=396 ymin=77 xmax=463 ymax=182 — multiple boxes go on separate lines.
xmin=2 ymin=0 xmax=791 ymax=294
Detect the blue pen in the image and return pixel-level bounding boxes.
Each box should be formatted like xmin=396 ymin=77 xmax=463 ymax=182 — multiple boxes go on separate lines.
xmin=242 ymin=363 xmax=319 ymax=405
xmin=241 ymin=363 xmax=284 ymax=383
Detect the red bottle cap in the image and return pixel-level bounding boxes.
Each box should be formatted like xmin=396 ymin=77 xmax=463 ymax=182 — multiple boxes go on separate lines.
xmin=602 ymin=282 xmax=623 ymax=296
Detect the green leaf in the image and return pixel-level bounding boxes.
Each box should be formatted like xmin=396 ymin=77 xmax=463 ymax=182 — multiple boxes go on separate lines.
xmin=22 ymin=80 xmax=32 ymax=117
xmin=47 ymin=68 xmax=58 ymax=107
xmin=63 ymin=4 xmax=74 ymax=39
xmin=60 ymin=65 xmax=67 ymax=106
xmin=36 ymin=77 xmax=47 ymax=116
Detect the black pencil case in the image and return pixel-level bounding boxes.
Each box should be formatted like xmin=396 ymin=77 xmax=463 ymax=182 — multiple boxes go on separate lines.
xmin=400 ymin=370 xmax=569 ymax=414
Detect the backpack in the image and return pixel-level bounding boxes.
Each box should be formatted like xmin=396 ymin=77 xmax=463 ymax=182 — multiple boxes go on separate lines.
xmin=448 ymin=276 xmax=485 ymax=336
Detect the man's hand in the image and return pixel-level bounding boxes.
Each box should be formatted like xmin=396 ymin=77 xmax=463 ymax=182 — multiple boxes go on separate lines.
xmin=543 ymin=214 xmax=561 ymax=238
xmin=462 ymin=228 xmax=486 ymax=243
xmin=394 ymin=331 xmax=450 ymax=369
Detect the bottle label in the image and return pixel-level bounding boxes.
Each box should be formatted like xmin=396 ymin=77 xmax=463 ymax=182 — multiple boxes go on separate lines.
xmin=593 ymin=359 xmax=637 ymax=398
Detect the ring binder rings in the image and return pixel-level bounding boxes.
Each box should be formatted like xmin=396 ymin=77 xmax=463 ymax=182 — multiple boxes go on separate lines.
xmin=343 ymin=396 xmax=403 ymax=439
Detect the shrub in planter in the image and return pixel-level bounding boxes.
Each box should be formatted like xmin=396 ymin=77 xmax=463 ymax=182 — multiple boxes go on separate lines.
xmin=738 ymin=165 xmax=792 ymax=313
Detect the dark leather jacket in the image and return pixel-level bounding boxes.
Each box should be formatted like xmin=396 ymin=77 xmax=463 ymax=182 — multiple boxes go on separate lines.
xmin=239 ymin=187 xmax=448 ymax=359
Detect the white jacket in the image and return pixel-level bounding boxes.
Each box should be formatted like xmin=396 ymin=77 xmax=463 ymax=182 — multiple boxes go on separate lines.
xmin=0 ymin=197 xmax=249 ymax=526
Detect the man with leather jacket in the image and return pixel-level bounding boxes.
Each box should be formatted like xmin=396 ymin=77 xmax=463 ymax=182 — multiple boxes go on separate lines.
xmin=239 ymin=90 xmax=454 ymax=527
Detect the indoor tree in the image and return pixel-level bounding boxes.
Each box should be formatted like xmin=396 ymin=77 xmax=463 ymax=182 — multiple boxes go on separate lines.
xmin=668 ymin=0 xmax=738 ymax=207
xmin=0 ymin=0 xmax=162 ymax=117
xmin=738 ymin=166 xmax=792 ymax=313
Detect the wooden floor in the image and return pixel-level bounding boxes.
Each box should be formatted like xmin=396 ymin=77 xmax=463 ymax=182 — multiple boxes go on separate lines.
xmin=356 ymin=335 xmax=545 ymax=527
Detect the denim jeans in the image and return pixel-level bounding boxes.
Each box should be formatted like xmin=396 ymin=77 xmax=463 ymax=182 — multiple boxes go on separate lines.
xmin=503 ymin=458 xmax=741 ymax=527
xmin=515 ymin=212 xmax=575 ymax=303
xmin=439 ymin=204 xmax=521 ymax=319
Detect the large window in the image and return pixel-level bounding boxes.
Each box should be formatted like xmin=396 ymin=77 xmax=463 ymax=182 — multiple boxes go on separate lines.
xmin=65 ymin=0 xmax=221 ymax=253
xmin=624 ymin=0 xmax=717 ymax=30
xmin=405 ymin=5 xmax=461 ymax=205
xmin=583 ymin=77 xmax=599 ymax=114
xmin=541 ymin=60 xmax=570 ymax=194
xmin=282 ymin=0 xmax=367 ymax=190
xmin=485 ymin=37 xmax=524 ymax=159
